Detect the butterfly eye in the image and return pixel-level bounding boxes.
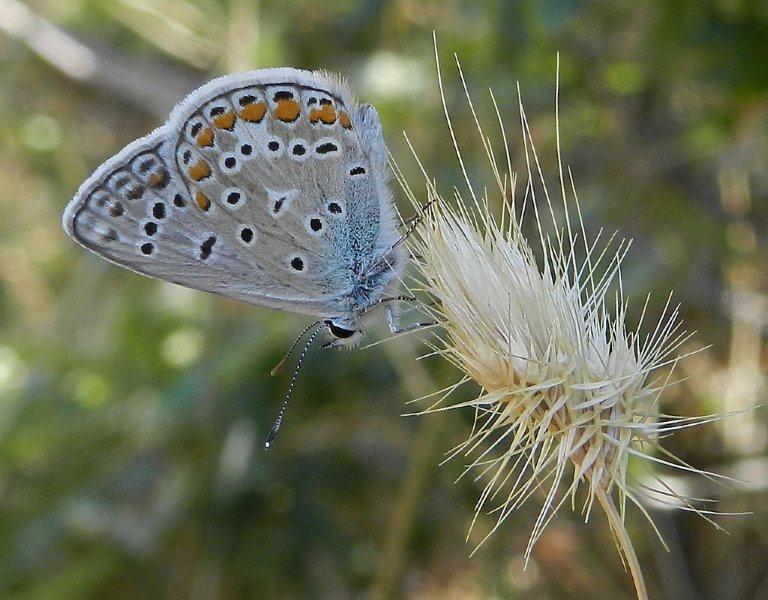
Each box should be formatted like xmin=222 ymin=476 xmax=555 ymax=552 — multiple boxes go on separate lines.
xmin=325 ymin=320 xmax=356 ymax=339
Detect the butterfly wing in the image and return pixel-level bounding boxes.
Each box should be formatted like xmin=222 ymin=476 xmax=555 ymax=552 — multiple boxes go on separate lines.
xmin=63 ymin=68 xmax=400 ymax=317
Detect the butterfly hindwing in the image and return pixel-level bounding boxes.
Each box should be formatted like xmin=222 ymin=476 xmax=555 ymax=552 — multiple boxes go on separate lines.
xmin=64 ymin=68 xmax=397 ymax=318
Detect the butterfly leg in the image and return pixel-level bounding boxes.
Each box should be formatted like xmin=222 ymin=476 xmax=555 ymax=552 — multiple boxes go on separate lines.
xmin=386 ymin=304 xmax=436 ymax=335
xmin=386 ymin=198 xmax=439 ymax=258
xmin=375 ymin=295 xmax=417 ymax=307
xmin=399 ymin=197 xmax=438 ymax=229
xmin=358 ymin=295 xmax=418 ymax=318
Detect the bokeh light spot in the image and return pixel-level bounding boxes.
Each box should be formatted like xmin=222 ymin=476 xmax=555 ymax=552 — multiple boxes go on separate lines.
xmin=73 ymin=372 xmax=110 ymax=409
xmin=22 ymin=115 xmax=62 ymax=151
xmin=604 ymin=61 xmax=643 ymax=95
xmin=162 ymin=327 xmax=203 ymax=367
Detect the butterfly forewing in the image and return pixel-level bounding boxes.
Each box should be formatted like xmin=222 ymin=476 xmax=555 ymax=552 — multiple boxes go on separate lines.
xmin=64 ymin=69 xmax=394 ymax=318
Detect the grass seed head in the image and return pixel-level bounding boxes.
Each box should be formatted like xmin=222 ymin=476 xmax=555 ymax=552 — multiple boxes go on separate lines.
xmin=396 ymin=47 xmax=735 ymax=598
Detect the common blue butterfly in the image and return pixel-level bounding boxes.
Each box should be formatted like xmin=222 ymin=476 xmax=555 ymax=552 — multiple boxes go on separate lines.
xmin=63 ymin=68 xmax=421 ymax=445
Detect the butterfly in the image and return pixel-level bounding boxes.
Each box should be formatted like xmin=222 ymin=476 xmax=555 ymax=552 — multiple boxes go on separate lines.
xmin=62 ymin=68 xmax=424 ymax=446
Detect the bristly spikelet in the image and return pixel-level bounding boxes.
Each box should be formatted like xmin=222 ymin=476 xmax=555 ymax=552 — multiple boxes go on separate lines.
xmin=394 ymin=44 xmax=737 ymax=600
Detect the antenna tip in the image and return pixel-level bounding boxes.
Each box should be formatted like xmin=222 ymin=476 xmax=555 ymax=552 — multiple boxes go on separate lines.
xmin=270 ymin=364 xmax=284 ymax=377
xmin=264 ymin=426 xmax=278 ymax=451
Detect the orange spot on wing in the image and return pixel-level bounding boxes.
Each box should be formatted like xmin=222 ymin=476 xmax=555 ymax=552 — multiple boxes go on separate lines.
xmin=188 ymin=160 xmax=211 ymax=181
xmin=339 ymin=111 xmax=353 ymax=130
xmin=274 ymin=99 xmax=301 ymax=122
xmin=309 ymin=104 xmax=337 ymax=125
xmin=195 ymin=190 xmax=211 ymax=211
xmin=240 ymin=101 xmax=267 ymax=123
xmin=212 ymin=110 xmax=236 ymax=130
xmin=148 ymin=169 xmax=169 ymax=187
xmin=127 ymin=185 xmax=145 ymax=200
xmin=196 ymin=127 xmax=215 ymax=147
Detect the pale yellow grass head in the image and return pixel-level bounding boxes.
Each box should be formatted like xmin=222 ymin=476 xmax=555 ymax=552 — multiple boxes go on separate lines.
xmin=392 ymin=46 xmax=739 ymax=599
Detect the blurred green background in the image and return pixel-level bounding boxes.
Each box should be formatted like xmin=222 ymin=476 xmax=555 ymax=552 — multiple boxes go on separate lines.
xmin=1 ymin=1 xmax=767 ymax=598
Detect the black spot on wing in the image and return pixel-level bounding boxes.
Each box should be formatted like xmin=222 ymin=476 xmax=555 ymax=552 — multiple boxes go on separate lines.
xmin=200 ymin=236 xmax=216 ymax=260
xmin=316 ymin=142 xmax=338 ymax=155
xmin=240 ymin=227 xmax=253 ymax=243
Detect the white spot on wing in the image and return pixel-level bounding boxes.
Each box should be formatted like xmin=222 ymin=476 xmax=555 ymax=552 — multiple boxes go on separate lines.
xmin=287 ymin=253 xmax=307 ymax=273
xmin=305 ymin=215 xmax=325 ymax=237
xmin=312 ymin=137 xmax=340 ymax=160
xmin=326 ymin=198 xmax=345 ymax=217
xmin=237 ymin=224 xmax=256 ymax=246
xmin=264 ymin=135 xmax=284 ymax=157
xmin=221 ymin=187 xmax=244 ymax=208
xmin=236 ymin=138 xmax=256 ymax=160
xmin=219 ymin=152 xmax=241 ymax=174
xmin=287 ymin=138 xmax=309 ymax=162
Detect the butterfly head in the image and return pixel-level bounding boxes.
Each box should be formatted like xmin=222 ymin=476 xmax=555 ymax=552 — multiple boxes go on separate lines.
xmin=324 ymin=318 xmax=364 ymax=347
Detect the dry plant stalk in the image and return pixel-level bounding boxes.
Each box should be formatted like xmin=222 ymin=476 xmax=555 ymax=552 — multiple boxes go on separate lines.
xmin=393 ymin=49 xmax=737 ymax=600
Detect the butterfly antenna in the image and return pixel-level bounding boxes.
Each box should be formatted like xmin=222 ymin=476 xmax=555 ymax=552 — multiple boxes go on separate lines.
xmin=271 ymin=320 xmax=321 ymax=376
xmin=264 ymin=323 xmax=324 ymax=450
